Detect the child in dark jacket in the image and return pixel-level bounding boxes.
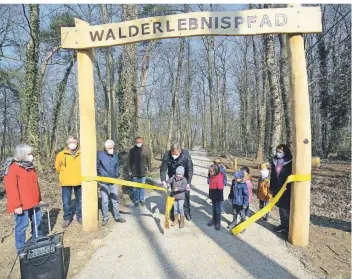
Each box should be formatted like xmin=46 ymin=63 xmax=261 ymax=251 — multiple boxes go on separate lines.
xmin=240 ymin=166 xmax=253 ymax=218
xmin=207 ymin=164 xmax=224 ymax=231
xmin=227 ymin=171 xmax=249 ymax=232
xmin=167 ymin=166 xmax=188 ymax=228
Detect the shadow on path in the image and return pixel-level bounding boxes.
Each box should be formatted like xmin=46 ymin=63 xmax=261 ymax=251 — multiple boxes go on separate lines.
xmin=141 ymin=184 xmax=296 ymax=278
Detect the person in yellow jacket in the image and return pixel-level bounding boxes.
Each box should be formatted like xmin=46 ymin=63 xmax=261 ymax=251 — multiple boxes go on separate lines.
xmin=55 ymin=136 xmax=82 ymax=228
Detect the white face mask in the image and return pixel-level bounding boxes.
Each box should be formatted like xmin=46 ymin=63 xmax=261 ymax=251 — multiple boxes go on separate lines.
xmin=172 ymin=154 xmax=179 ymax=160
xmin=68 ymin=143 xmax=77 ymax=150
xmin=277 ymin=152 xmax=284 ymax=159
xmin=26 ymin=154 xmax=34 ymax=163
xmin=107 ymin=149 xmax=114 ymax=155
xmin=136 ymin=143 xmax=142 ymax=148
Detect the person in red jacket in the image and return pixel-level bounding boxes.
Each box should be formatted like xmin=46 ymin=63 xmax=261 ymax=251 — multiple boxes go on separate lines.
xmin=3 ymin=144 xmax=43 ymax=254
xmin=207 ymin=164 xmax=224 ymax=231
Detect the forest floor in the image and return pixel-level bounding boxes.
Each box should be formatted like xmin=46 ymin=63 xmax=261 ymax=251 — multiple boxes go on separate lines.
xmin=0 ymin=149 xmax=350 ymax=278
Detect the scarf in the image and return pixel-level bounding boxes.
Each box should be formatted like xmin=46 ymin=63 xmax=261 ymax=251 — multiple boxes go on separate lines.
xmin=275 ymin=159 xmax=284 ymax=176
xmin=16 ymin=160 xmax=35 ymax=170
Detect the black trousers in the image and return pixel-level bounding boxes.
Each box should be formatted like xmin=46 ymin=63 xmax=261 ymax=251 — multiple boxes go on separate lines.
xmin=170 ymin=190 xmax=190 ymax=218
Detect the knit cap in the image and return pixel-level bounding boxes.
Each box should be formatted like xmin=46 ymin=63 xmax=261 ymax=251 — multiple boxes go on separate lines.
xmin=233 ymin=170 xmax=244 ymax=179
xmin=176 ymin=166 xmax=185 ymax=176
xmin=260 ymin=168 xmax=270 ymax=179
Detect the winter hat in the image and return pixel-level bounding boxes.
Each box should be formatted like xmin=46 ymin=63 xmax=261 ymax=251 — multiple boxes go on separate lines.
xmin=260 ymin=168 xmax=270 ymax=179
xmin=176 ymin=166 xmax=185 ymax=176
xmin=233 ymin=170 xmax=244 ymax=179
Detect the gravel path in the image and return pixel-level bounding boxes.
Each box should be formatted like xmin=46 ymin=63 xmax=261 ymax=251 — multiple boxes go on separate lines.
xmin=74 ymin=150 xmax=316 ymax=279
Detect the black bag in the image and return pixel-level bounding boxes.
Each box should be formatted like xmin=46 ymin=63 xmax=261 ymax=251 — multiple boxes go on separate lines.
xmin=19 ymin=204 xmax=65 ymax=279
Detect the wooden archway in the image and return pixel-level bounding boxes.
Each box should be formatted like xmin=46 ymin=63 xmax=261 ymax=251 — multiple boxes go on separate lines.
xmin=61 ymin=5 xmax=322 ymax=247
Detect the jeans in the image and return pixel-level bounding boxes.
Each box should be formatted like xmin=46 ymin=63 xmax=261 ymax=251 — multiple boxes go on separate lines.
xmin=279 ymin=207 xmax=290 ymax=229
xmin=245 ymin=205 xmax=250 ymax=217
xmin=234 ymin=205 xmax=246 ymax=224
xmin=212 ymin=200 xmax=221 ymax=224
xmin=259 ymin=200 xmax=270 ymax=219
xmin=132 ymin=177 xmax=146 ymax=203
xmin=220 ymin=201 xmax=224 ymax=212
xmin=15 ymin=207 xmax=43 ymax=253
xmin=62 ymin=186 xmax=82 ymax=221
xmin=173 ymin=200 xmax=185 ymax=216
xmin=100 ymin=183 xmax=120 ymax=221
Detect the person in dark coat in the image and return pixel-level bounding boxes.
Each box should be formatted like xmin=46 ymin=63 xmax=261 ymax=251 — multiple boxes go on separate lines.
xmin=270 ymin=144 xmax=293 ymax=234
xmin=129 ymin=136 xmax=151 ymax=207
xmin=97 ymin=139 xmax=126 ymax=226
xmin=160 ymin=143 xmax=194 ymax=221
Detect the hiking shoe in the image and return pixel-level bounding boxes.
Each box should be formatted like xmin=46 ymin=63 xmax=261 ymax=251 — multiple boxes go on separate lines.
xmin=140 ymin=201 xmax=145 ymax=207
xmin=62 ymin=220 xmax=71 ymax=229
xmin=227 ymin=222 xmax=236 ymax=230
xmin=274 ymin=225 xmax=288 ymax=233
xmin=102 ymin=219 xmax=108 ymax=226
xmin=115 ymin=217 xmax=126 ymax=223
xmin=207 ymin=220 xmax=215 ymax=226
xmin=215 ymin=223 xmax=221 ymax=231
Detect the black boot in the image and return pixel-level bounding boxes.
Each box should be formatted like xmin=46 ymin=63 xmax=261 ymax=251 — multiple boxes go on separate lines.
xmin=227 ymin=214 xmax=237 ymax=230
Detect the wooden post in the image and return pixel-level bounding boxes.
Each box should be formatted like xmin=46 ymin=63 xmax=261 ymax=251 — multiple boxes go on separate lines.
xmin=76 ymin=19 xmax=98 ymax=232
xmin=287 ymin=4 xmax=312 ymax=247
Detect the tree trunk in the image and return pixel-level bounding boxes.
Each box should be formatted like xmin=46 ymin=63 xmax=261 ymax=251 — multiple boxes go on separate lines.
xmin=206 ymin=36 xmax=215 ymax=148
xmin=118 ymin=4 xmax=138 ymax=151
xmin=23 ymin=4 xmax=40 ymax=160
xmin=264 ymin=4 xmax=282 ymax=156
xmin=278 ymin=34 xmax=293 ymax=148
xmin=317 ymin=30 xmax=329 ymax=158
xmin=50 ymin=55 xmax=76 ymax=155
xmin=253 ymin=36 xmax=266 ymax=162
xmin=167 ymin=38 xmax=185 ymax=148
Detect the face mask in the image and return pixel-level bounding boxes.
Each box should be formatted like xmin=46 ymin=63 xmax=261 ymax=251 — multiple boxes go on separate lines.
xmin=136 ymin=143 xmax=142 ymax=148
xmin=176 ymin=174 xmax=183 ymax=180
xmin=172 ymin=155 xmax=179 ymax=160
xmin=107 ymin=149 xmax=114 ymax=155
xmin=277 ymin=152 xmax=284 ymax=159
xmin=26 ymin=155 xmax=34 ymax=163
xmin=68 ymin=143 xmax=77 ymax=150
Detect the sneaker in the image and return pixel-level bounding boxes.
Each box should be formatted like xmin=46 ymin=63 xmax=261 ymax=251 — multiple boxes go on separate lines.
xmin=102 ymin=219 xmax=108 ymax=226
xmin=274 ymin=225 xmax=287 ymax=233
xmin=115 ymin=217 xmax=126 ymax=223
xmin=140 ymin=201 xmax=145 ymax=207
xmin=62 ymin=220 xmax=71 ymax=229
xmin=207 ymin=220 xmax=215 ymax=226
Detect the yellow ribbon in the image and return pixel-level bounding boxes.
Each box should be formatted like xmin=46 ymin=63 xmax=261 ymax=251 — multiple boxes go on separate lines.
xmin=82 ymin=176 xmax=175 ymax=229
xmin=231 ymin=174 xmax=311 ymax=235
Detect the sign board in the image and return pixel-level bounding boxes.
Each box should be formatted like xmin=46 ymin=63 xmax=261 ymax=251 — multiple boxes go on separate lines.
xmin=61 ymin=7 xmax=322 ymax=49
